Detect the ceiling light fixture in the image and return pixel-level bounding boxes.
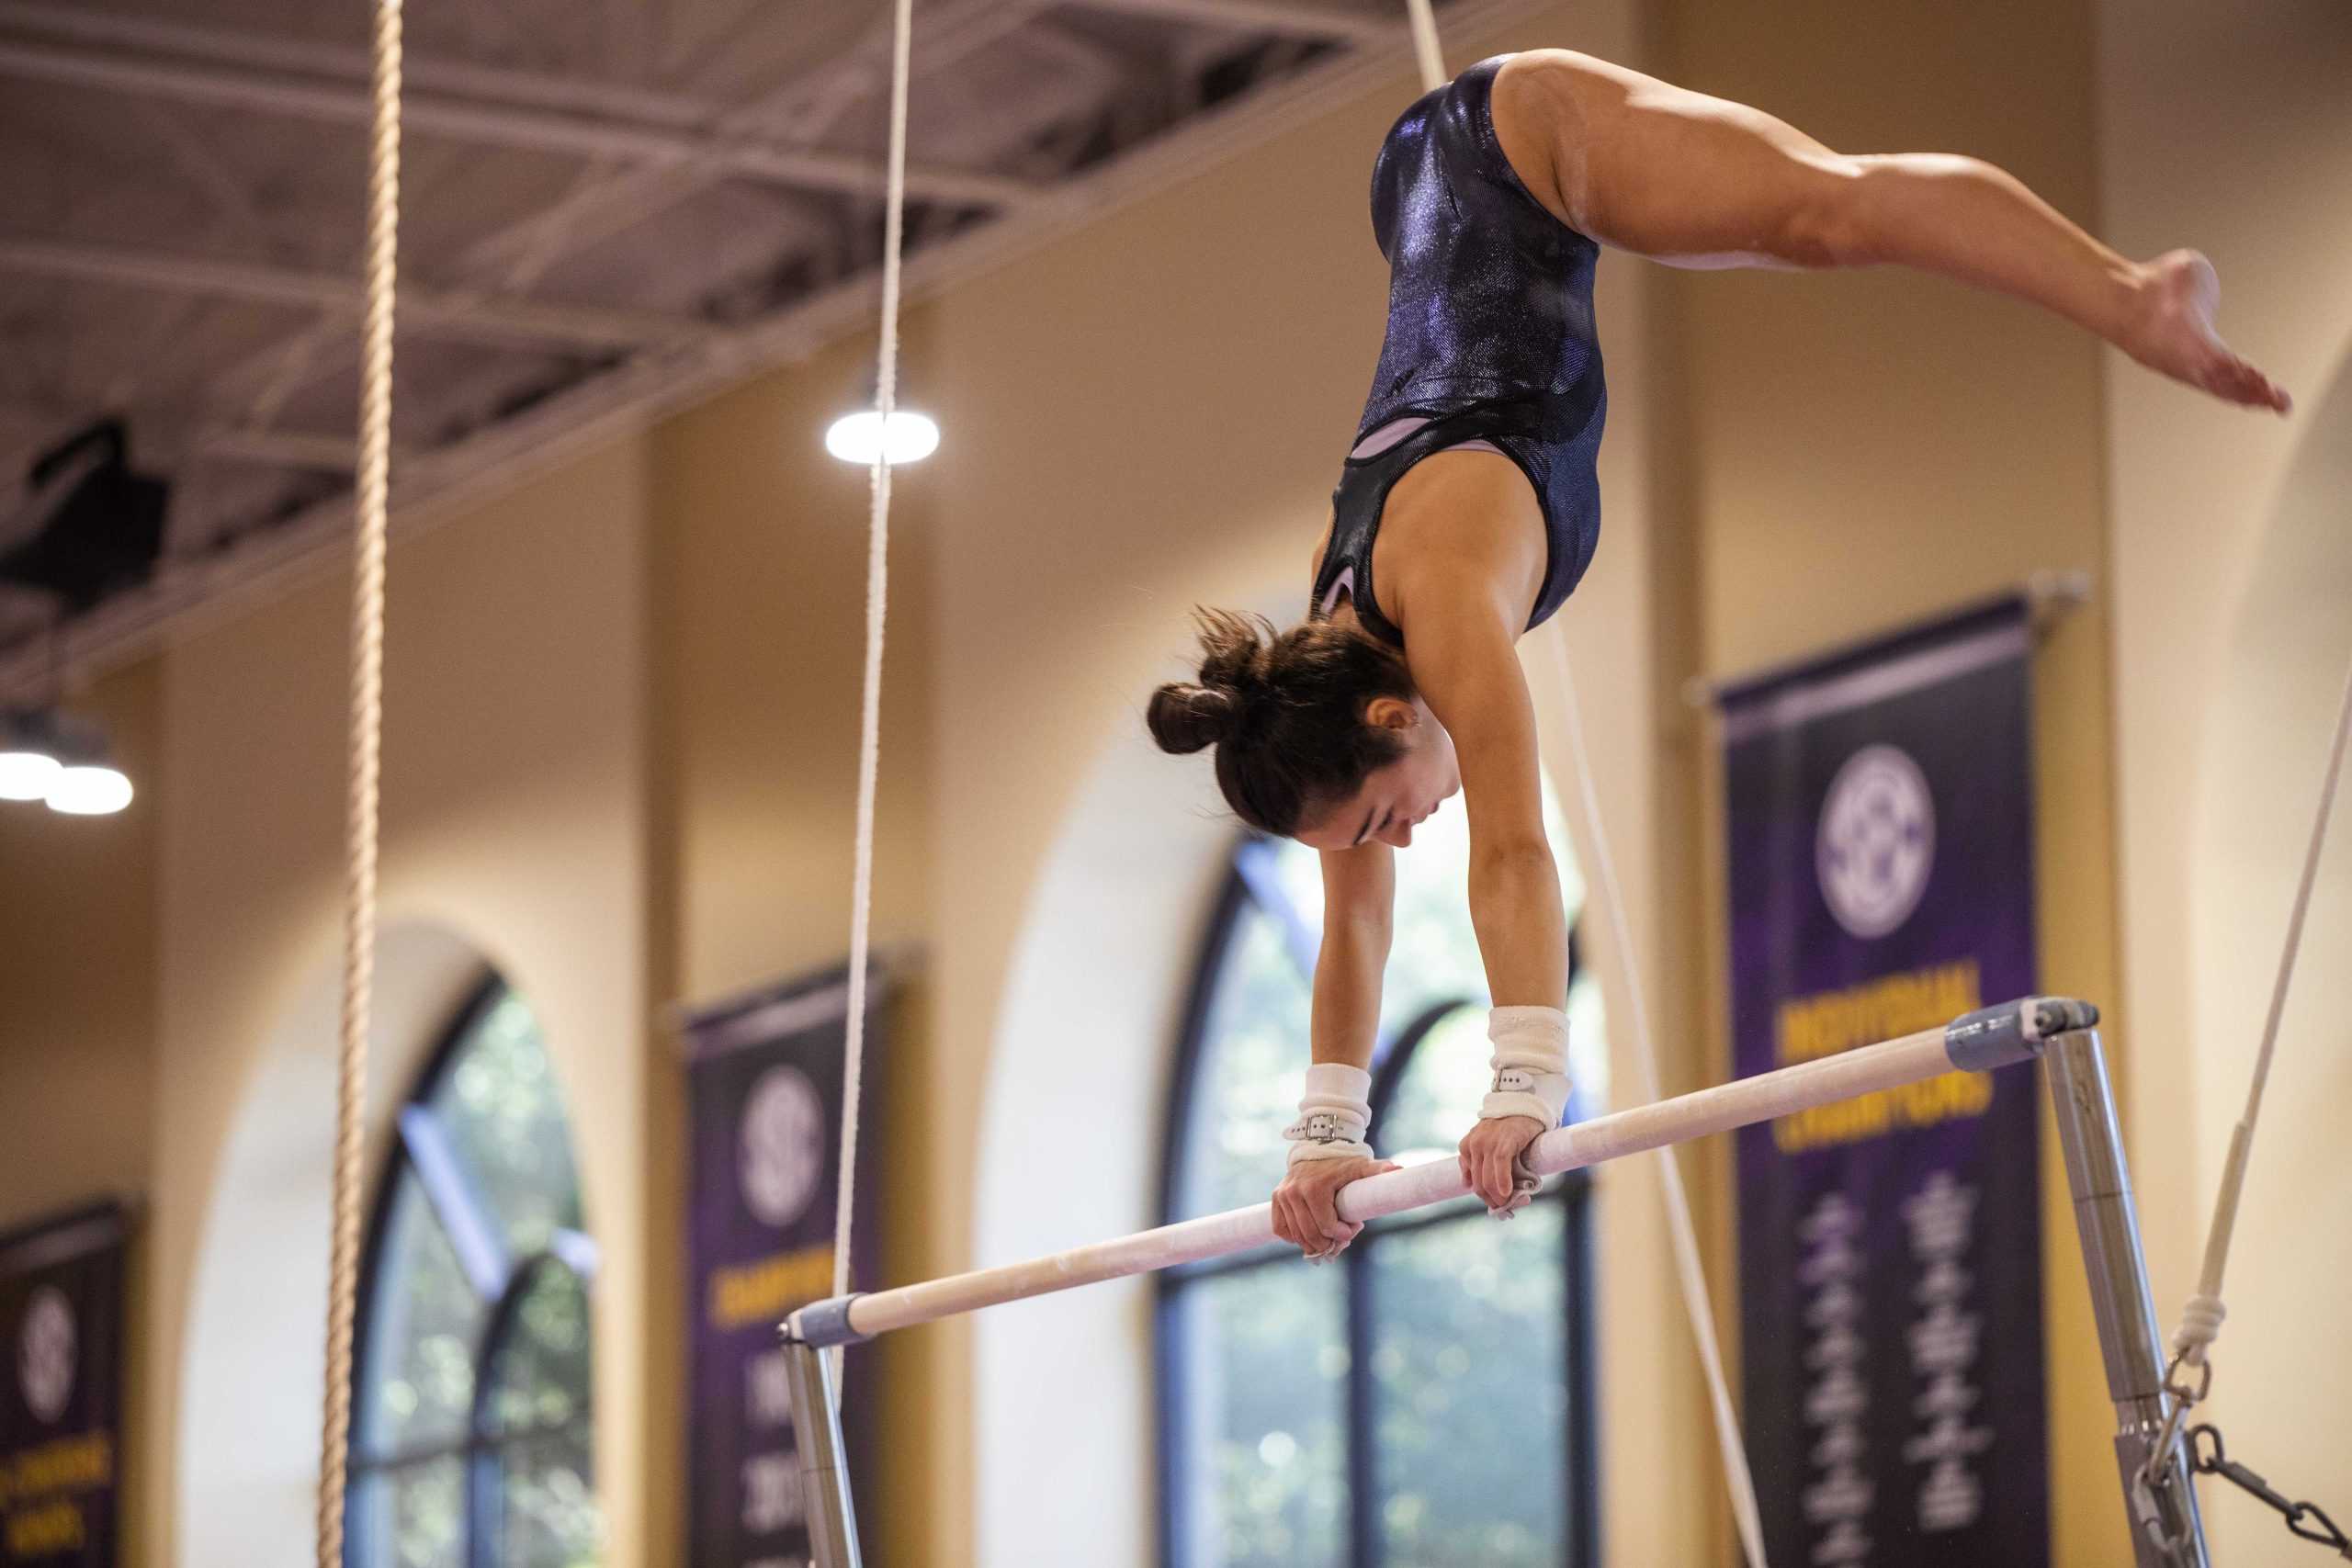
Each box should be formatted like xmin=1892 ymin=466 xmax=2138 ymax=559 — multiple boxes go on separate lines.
xmin=825 ymin=410 xmax=941 ymax=467
xmin=47 ymin=760 xmax=134 ymax=817
xmin=0 ymin=709 xmax=62 ymax=802
xmin=0 ymin=709 xmax=133 ymax=816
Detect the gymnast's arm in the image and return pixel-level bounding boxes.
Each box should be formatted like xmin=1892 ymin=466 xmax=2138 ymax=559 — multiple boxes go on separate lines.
xmin=1270 ymin=845 xmax=1398 ymax=1259
xmin=1400 ymin=568 xmax=1570 ymax=1211
xmin=1311 ymin=841 xmax=1394 ymax=1072
xmin=1403 ymin=581 xmax=1569 ymax=1012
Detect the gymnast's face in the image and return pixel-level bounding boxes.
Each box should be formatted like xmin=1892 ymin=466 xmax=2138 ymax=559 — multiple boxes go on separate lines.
xmin=1295 ymin=694 xmax=1461 ymax=852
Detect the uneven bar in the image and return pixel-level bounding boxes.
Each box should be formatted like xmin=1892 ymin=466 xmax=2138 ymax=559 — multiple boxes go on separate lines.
xmin=786 ymin=995 xmax=2095 ymax=1348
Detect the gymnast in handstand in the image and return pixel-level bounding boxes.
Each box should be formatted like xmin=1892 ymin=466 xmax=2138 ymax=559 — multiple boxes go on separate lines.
xmin=1147 ymin=51 xmax=2287 ymax=1258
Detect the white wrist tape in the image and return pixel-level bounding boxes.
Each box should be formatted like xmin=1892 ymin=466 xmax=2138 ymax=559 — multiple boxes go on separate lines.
xmin=1283 ymin=1062 xmax=1374 ymax=1166
xmin=1480 ymin=1005 xmax=1572 ymax=1131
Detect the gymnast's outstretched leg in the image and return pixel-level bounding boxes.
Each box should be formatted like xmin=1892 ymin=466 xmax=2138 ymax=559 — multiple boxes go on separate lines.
xmin=1489 ymin=50 xmax=2289 ymax=412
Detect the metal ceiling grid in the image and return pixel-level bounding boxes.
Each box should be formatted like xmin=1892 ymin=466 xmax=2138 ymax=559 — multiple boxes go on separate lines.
xmin=0 ymin=0 xmax=1532 ymax=693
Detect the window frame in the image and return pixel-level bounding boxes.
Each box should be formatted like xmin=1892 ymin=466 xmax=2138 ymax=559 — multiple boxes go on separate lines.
xmin=1154 ymin=836 xmax=1600 ymax=1568
xmin=345 ymin=972 xmax=598 ymax=1568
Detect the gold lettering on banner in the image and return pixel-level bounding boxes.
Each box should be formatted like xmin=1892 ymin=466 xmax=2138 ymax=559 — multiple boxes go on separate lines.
xmin=1770 ymin=960 xmax=1992 ymax=1151
xmin=1773 ymin=1068 xmax=1996 ymax=1154
xmin=1776 ymin=959 xmax=1982 ymax=1066
xmin=6 ymin=1498 xmax=88 ymax=1554
xmin=707 ymin=1243 xmax=836 ymax=1329
xmin=4 ymin=1431 xmax=114 ymax=1496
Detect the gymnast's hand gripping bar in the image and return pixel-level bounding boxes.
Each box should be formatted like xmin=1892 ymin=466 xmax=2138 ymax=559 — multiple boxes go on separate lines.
xmin=784 ymin=995 xmax=2095 ymax=1350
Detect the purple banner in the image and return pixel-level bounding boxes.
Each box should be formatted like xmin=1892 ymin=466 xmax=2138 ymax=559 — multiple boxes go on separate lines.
xmin=0 ymin=1203 xmax=126 ymax=1568
xmin=681 ymin=964 xmax=888 ymax=1567
xmin=1722 ymin=599 xmax=2047 ymax=1568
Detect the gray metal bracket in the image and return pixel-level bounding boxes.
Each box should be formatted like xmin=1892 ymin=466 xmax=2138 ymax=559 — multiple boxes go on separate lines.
xmin=2044 ymin=1030 xmax=2211 ymax=1567
xmin=779 ymin=1331 xmax=865 ymax=1567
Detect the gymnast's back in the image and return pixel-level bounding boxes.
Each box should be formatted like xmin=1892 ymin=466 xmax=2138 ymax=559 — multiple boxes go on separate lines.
xmin=1323 ymin=57 xmax=1611 ymax=642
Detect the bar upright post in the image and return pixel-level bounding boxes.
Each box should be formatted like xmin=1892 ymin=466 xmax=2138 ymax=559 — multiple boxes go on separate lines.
xmin=2043 ymin=1030 xmax=2209 ymax=1568
xmin=781 ymin=1337 xmax=865 ymax=1568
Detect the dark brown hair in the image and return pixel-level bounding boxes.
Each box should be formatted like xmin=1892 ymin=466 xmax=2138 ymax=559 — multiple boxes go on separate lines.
xmin=1148 ymin=608 xmax=1416 ymax=835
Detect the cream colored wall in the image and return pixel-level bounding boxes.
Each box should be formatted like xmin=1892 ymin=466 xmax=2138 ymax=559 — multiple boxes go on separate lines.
xmin=1660 ymin=0 xmax=2123 ymax=1560
xmin=139 ymin=436 xmax=651 ymax=1564
xmin=971 ymin=724 xmax=1236 ymax=1567
xmin=0 ymin=660 xmax=158 ymax=1567
xmin=2098 ymin=2 xmax=2352 ymax=1557
xmin=650 ymin=329 xmax=936 ymax=1008
xmin=643 ymin=323 xmax=941 ymax=1568
xmin=174 ymin=922 xmax=484 ymax=1563
xmin=2189 ymin=360 xmax=2352 ymax=1565
xmin=0 ymin=663 xmax=158 ymax=1235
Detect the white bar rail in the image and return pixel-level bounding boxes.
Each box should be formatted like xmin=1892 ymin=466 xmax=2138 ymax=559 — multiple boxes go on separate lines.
xmin=786 ymin=995 xmax=2096 ymax=1348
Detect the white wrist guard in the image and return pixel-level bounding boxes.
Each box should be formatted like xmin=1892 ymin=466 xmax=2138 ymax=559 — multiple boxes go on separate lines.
xmin=1480 ymin=1006 xmax=1572 ymax=1130
xmin=1283 ymin=1062 xmax=1374 ymax=1166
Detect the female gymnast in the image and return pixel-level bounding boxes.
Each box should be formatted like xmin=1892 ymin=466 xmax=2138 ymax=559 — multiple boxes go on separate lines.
xmin=1146 ymin=51 xmax=2288 ymax=1259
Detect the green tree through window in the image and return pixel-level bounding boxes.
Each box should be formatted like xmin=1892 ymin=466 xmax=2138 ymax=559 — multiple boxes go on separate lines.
xmin=1160 ymin=795 xmax=1603 ymax=1567
xmin=350 ymin=979 xmax=601 ymax=1568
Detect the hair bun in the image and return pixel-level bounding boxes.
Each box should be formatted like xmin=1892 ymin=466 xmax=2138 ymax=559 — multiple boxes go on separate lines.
xmin=1148 ymin=682 xmax=1238 ymax=754
xmin=1193 ymin=636 xmax=1261 ymax=696
xmin=1148 ymin=608 xmax=1275 ymax=755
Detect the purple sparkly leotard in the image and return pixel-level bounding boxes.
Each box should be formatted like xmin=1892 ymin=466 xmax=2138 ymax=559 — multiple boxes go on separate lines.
xmin=1311 ymin=56 xmax=1607 ymax=649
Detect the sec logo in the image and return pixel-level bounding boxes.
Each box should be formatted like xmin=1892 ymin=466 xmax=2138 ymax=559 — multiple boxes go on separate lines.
xmin=1816 ymin=744 xmax=1936 ymax=940
xmin=19 ymin=1286 xmax=75 ymax=1425
xmin=739 ymin=1066 xmax=827 ymax=1230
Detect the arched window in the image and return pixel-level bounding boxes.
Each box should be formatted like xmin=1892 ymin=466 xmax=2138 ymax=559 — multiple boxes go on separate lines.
xmin=1159 ymin=798 xmax=1605 ymax=1568
xmin=348 ymin=977 xmax=601 ymax=1567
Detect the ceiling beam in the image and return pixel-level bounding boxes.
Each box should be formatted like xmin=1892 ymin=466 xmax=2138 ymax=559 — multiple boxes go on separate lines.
xmin=0 ymin=400 xmax=362 ymax=474
xmin=196 ymin=427 xmax=359 ymax=471
xmin=0 ymin=236 xmax=706 ymax=353
xmin=198 ymin=0 xmax=1058 ymax=427
xmin=0 ymin=0 xmax=1553 ymax=702
xmin=0 ymin=35 xmax=1039 ymax=211
xmin=1063 ymin=0 xmax=1398 ymax=43
xmin=0 ymin=0 xmax=713 ymax=129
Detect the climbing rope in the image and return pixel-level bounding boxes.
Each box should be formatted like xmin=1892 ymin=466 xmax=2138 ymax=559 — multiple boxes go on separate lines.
xmin=1404 ymin=0 xmax=1447 ymax=98
xmin=831 ymin=0 xmax=916 ymax=1355
xmin=2145 ymin=649 xmax=2352 ymax=1488
xmin=318 ymin=2 xmax=401 ymax=1563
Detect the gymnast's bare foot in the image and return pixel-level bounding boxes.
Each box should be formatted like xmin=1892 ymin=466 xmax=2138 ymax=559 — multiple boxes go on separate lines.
xmin=2121 ymin=250 xmax=2291 ymax=413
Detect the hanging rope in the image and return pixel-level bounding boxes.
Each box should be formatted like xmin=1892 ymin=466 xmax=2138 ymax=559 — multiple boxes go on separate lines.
xmin=1544 ymin=628 xmax=1771 ymax=1568
xmin=1394 ymin=3 xmax=1764 ymax=1557
xmin=318 ymin=3 xmax=401 ymax=1564
xmin=1404 ymin=0 xmax=1447 ymax=98
xmin=831 ymin=0 xmax=916 ymax=1354
xmin=2147 ymin=648 xmax=2352 ymax=1481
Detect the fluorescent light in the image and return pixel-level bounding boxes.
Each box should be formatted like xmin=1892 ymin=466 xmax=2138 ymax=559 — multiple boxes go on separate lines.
xmin=825 ymin=410 xmax=940 ymax=466
xmin=0 ymin=710 xmax=62 ymax=800
xmin=47 ymin=764 xmax=133 ymax=817
xmin=0 ymin=748 xmax=61 ymax=801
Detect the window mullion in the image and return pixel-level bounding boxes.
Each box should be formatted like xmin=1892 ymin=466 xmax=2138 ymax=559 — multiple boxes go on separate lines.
xmin=467 ymin=1433 xmax=501 ymax=1568
xmin=1347 ymin=1232 xmax=1379 ymax=1568
xmin=1566 ymin=1186 xmax=1600 ymax=1568
xmin=397 ymin=1105 xmax=513 ymax=1303
xmin=356 ymin=981 xmax=596 ymax=1568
